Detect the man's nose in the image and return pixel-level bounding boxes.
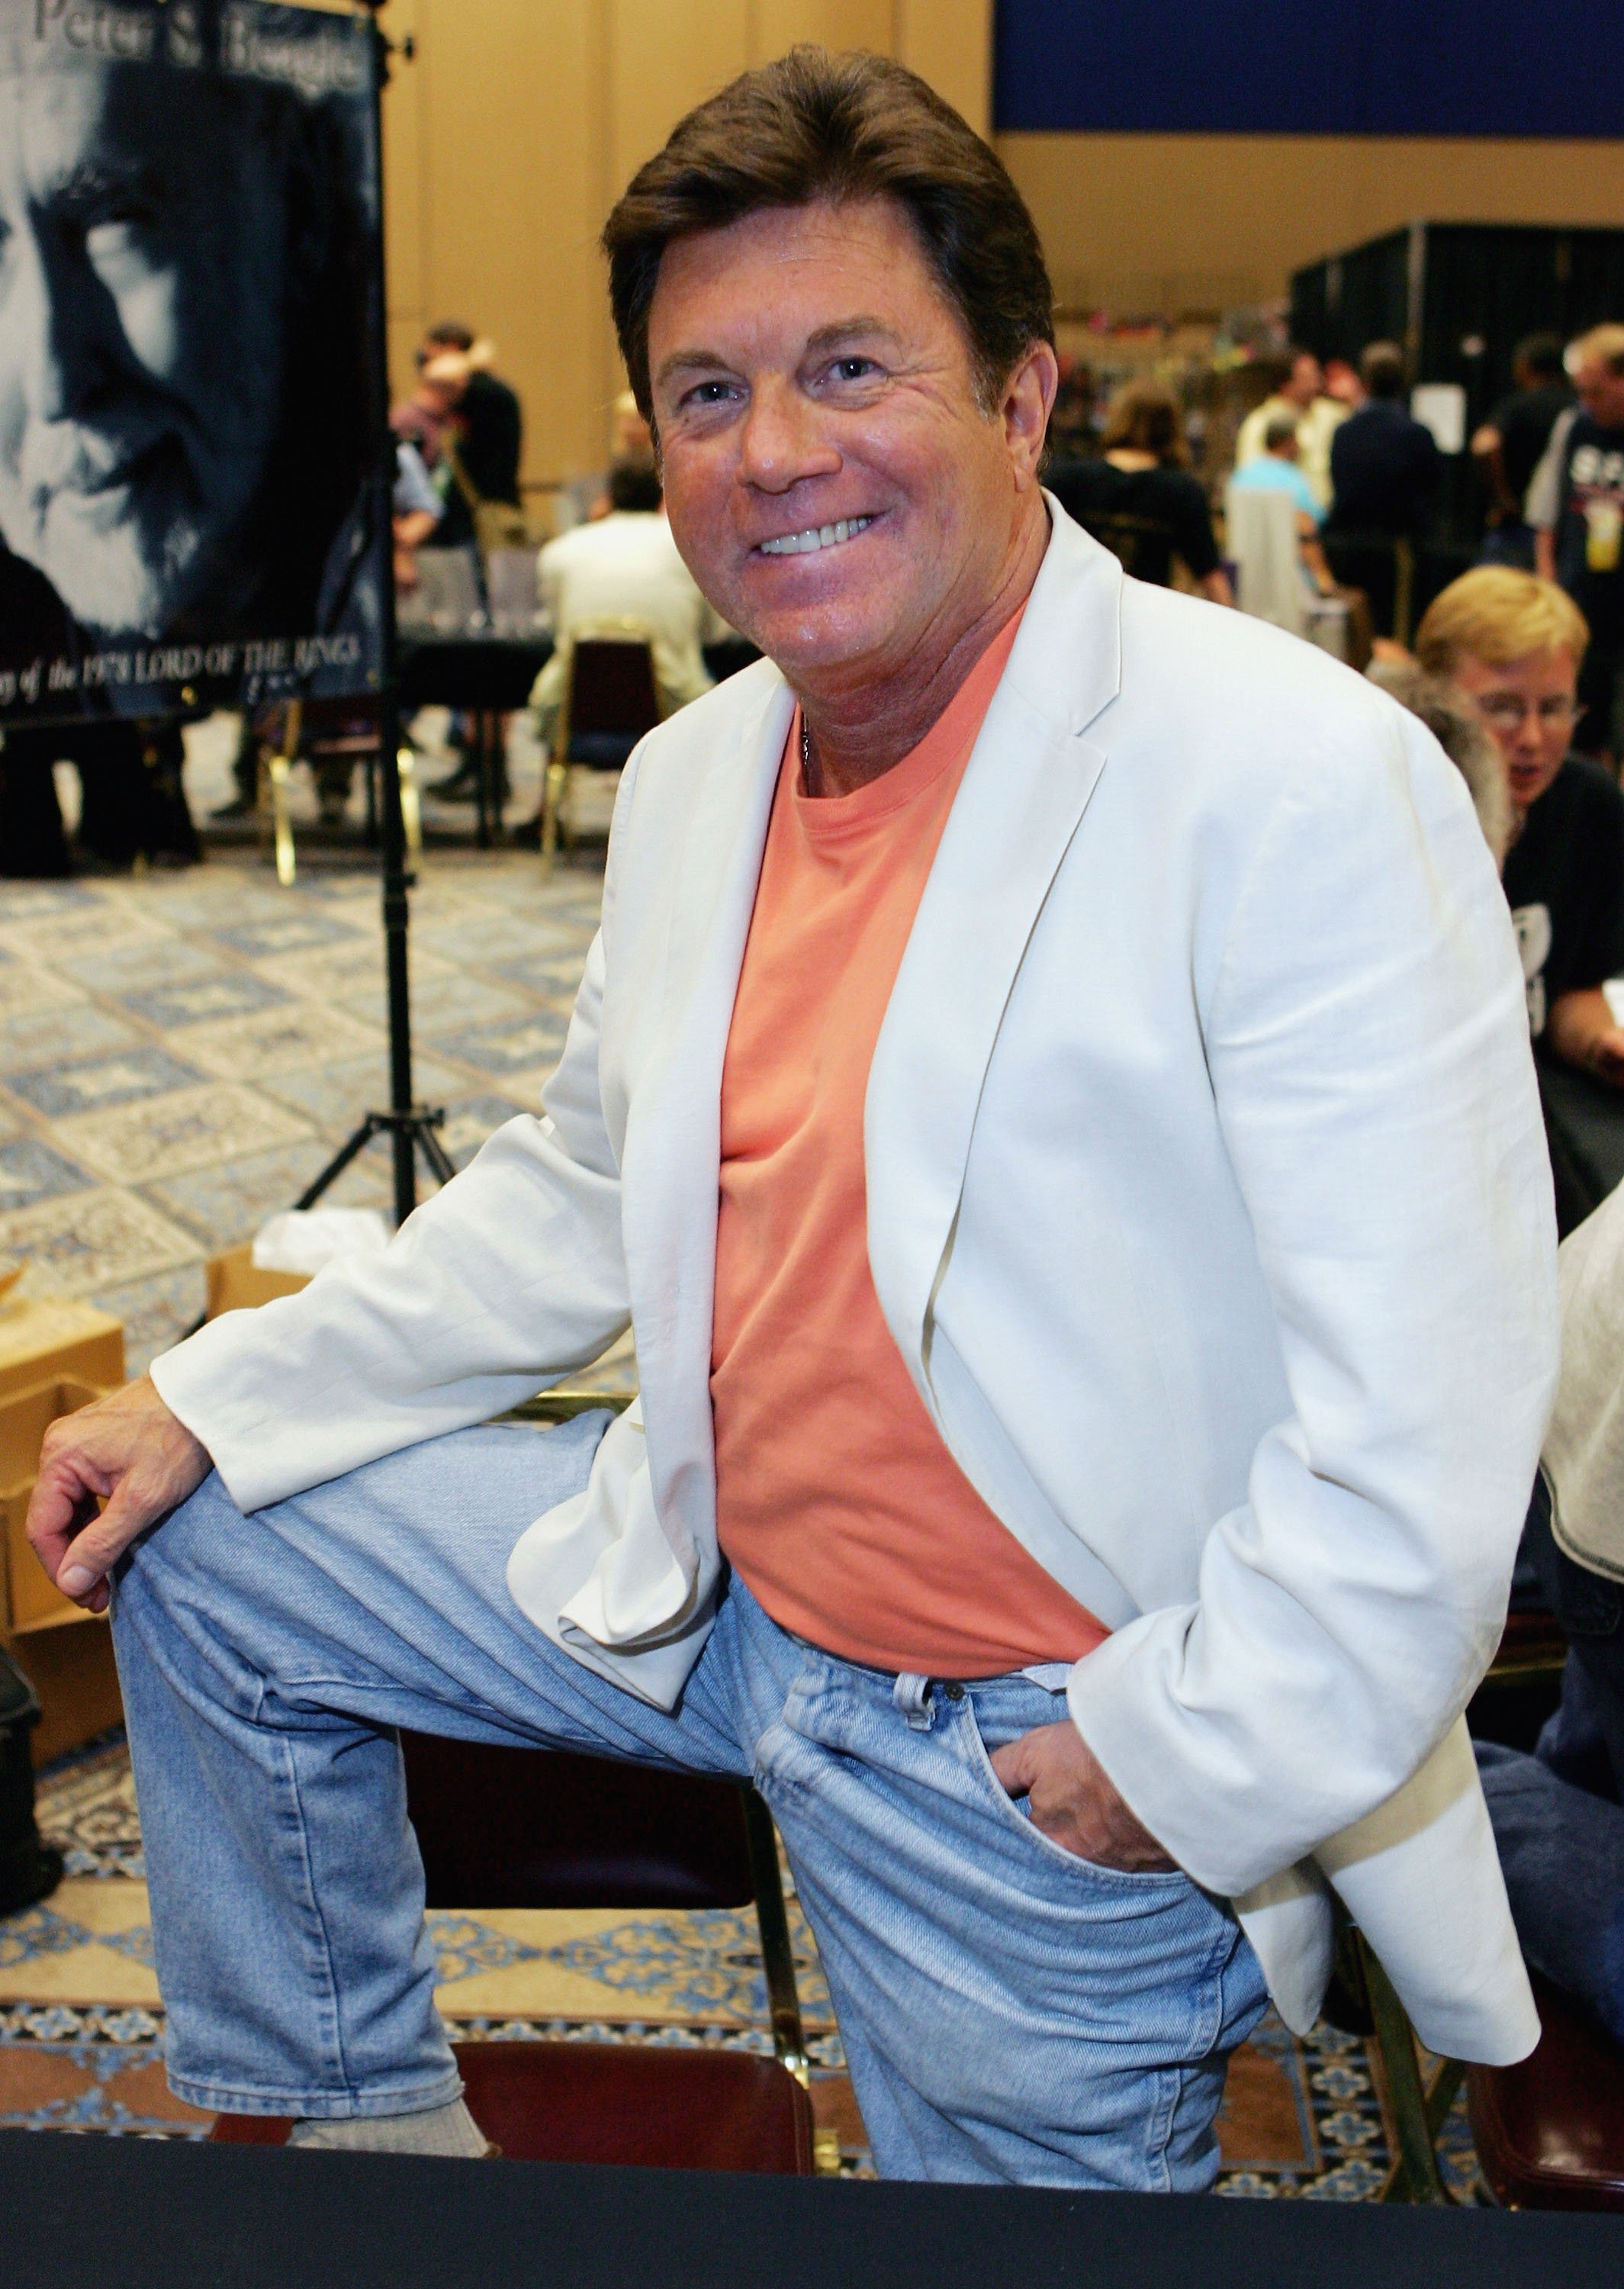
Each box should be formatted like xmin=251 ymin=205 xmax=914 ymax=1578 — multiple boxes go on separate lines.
xmin=737 ymin=377 xmax=841 ymax=493
xmin=1510 ymin=708 xmax=1545 ymax=755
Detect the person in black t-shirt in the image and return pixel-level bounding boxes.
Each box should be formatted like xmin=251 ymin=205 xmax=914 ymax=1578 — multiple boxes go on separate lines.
xmin=1530 ymin=326 xmax=1624 ymax=765
xmin=1472 ymin=334 xmax=1572 ymax=571
xmin=419 ymin=323 xmax=524 ymax=511
xmin=1047 ymin=384 xmax=1233 ymax=604
xmin=1417 ymin=566 xmax=1624 ymax=1079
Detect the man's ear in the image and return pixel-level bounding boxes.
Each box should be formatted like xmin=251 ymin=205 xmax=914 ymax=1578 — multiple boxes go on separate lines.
xmin=1003 ymin=341 xmax=1060 ymax=488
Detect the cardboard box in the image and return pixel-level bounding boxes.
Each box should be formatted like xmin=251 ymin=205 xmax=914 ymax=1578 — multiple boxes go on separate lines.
xmin=206 ymin=1244 xmax=311 ymax=1319
xmin=1 ymin=1377 xmax=108 ymax=1635
xmin=0 ymin=1375 xmax=123 ymax=1760
xmin=0 ymin=1293 xmax=123 ymax=1402
xmin=7 ymin=1618 xmax=122 ymax=1766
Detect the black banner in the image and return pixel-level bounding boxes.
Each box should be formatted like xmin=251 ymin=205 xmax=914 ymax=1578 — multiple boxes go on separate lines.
xmin=0 ymin=2 xmax=384 ymax=728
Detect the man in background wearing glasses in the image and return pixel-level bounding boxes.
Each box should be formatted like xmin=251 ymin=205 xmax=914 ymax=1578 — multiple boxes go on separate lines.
xmin=1417 ymin=568 xmax=1624 ymax=1088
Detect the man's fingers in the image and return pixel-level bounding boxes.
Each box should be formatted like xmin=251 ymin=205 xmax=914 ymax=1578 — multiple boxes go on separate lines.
xmin=25 ymin=1452 xmax=107 ymax=1576
xmin=987 ymin=1735 xmax=1035 ymax=1796
xmin=22 ymin=1377 xmax=211 ymax=1608
xmin=54 ymin=1483 xmax=153 ymax=1604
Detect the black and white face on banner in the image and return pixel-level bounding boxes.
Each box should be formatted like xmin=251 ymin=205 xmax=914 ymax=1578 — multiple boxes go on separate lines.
xmin=0 ymin=2 xmax=384 ymax=724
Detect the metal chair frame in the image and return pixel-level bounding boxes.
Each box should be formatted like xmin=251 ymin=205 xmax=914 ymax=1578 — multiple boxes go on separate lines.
xmin=255 ymin=700 xmax=420 ymax=887
xmin=1330 ymin=1611 xmax=1571 ymax=2205
xmin=541 ymin=617 xmax=661 ymax=874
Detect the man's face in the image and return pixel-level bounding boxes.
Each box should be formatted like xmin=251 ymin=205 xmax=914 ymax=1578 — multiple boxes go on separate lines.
xmin=0 ymin=56 xmax=287 ymax=636
xmin=1575 ymin=358 xmax=1624 ymax=431
xmin=1285 ymin=354 xmax=1323 ymax=408
xmin=647 ymin=198 xmax=1054 ymax=690
xmin=1452 ymin=646 xmax=1577 ymax=815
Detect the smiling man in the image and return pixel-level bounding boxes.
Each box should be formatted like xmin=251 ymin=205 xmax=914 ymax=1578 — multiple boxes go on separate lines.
xmin=31 ymin=52 xmax=1558 ymax=2188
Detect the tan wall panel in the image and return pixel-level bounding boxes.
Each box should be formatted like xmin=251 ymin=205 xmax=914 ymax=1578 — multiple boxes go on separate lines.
xmin=895 ymin=0 xmax=991 ymax=140
xmin=1001 ymin=132 xmax=1624 ymax=317
xmin=384 ymin=0 xmax=613 ymax=485
xmin=372 ymin=0 xmax=997 ymax=484
xmin=608 ymin=0 xmax=751 ymax=187
xmin=752 ymin=0 xmax=892 ymax=62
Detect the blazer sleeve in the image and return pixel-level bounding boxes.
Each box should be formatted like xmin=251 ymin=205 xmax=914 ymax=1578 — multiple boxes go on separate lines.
xmin=149 ymin=777 xmax=642 ymax=1518
xmin=1064 ymin=702 xmax=1561 ymax=1895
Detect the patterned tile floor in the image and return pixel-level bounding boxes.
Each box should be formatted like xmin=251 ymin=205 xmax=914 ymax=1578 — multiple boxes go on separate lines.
xmin=0 ymin=840 xmax=618 ymax=1380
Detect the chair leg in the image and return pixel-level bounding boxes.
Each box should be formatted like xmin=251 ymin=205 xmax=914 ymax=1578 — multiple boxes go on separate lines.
xmin=1359 ymin=1936 xmax=1456 ymax=2204
xmin=265 ymin=750 xmax=296 ymax=887
xmin=395 ymin=741 xmax=423 ymax=858
xmin=741 ymin=1787 xmax=808 ymax=2085
xmin=541 ymin=757 xmax=567 ymax=877
xmin=262 ymin=698 xmax=302 ymax=887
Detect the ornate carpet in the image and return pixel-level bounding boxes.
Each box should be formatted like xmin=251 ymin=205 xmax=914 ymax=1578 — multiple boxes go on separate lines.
xmin=0 ymin=832 xmax=615 ymax=1378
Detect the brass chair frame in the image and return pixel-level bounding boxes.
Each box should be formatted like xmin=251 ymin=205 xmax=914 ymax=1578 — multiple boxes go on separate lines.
xmin=541 ymin=617 xmax=661 ymax=874
xmin=1331 ymin=1611 xmax=1570 ymax=2205
xmin=256 ymin=700 xmax=420 ymax=888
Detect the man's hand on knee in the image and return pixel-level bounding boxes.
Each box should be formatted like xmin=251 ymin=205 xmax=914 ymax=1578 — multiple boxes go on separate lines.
xmin=989 ymin=1720 xmax=1179 ymax=1874
xmin=26 ymin=1377 xmax=211 ymax=1615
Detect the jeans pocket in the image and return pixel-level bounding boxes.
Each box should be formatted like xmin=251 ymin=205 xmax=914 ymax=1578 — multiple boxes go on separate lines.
xmin=957 ymin=1695 xmax=1191 ymax=1893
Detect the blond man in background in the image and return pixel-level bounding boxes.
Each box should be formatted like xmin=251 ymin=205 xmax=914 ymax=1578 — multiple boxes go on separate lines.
xmin=1417 ymin=568 xmax=1624 ymax=1087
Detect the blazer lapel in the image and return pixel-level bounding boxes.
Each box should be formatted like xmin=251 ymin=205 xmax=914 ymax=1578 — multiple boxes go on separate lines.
xmin=619 ymin=670 xmax=795 ymax=1507
xmin=866 ymin=509 xmax=1124 ymax=1391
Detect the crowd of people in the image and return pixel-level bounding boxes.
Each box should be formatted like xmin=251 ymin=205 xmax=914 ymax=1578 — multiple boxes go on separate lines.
xmin=1048 ymin=324 xmax=1624 ymax=728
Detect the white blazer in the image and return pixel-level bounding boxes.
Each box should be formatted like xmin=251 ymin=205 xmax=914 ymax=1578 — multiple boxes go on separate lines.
xmin=156 ymin=507 xmax=1558 ymax=2062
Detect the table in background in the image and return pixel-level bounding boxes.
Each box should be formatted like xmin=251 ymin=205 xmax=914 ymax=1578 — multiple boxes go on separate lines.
xmin=397 ymin=633 xmax=554 ymax=847
xmin=4 ymin=2130 xmax=1621 ymax=2289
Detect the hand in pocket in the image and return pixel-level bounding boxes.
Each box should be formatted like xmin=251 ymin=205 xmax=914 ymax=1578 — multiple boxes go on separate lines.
xmin=989 ymin=1720 xmax=1179 ymax=1873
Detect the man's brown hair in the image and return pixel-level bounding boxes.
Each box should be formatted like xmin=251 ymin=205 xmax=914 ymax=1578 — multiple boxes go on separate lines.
xmin=602 ymin=47 xmax=1053 ymax=424
xmin=1100 ymin=382 xmax=1188 ymax=468
xmin=1360 ymin=340 xmax=1407 ymax=400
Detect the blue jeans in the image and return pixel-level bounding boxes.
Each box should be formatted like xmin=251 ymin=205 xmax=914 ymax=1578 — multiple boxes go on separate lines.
xmin=110 ymin=1417 xmax=1265 ymax=2188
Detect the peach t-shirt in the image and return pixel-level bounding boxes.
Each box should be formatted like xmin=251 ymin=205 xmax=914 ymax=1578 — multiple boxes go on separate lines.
xmin=711 ymin=611 xmax=1107 ymax=1676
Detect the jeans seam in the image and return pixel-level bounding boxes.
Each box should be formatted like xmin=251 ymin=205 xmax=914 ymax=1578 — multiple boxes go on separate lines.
xmin=274 ymin=1730 xmax=356 ymax=2104
xmin=1145 ymin=2065 xmax=1181 ymax=2192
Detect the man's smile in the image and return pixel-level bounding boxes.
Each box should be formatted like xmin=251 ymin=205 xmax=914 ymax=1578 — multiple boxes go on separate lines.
xmin=756 ymin=513 xmax=875 ymax=557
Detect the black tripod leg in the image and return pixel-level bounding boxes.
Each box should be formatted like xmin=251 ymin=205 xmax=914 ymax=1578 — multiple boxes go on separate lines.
xmin=418 ymin=1125 xmax=458 ymax=1188
xmin=294 ymin=1116 xmax=383 ymax=1211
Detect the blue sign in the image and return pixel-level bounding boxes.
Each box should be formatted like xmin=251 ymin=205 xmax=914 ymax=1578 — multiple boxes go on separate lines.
xmin=995 ymin=0 xmax=1624 ymax=139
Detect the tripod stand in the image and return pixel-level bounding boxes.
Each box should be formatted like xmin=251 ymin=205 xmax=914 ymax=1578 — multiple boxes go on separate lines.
xmin=296 ymin=0 xmax=452 ymax=1227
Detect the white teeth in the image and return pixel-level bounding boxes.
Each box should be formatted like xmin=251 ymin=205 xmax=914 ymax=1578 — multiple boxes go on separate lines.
xmin=759 ymin=516 xmax=873 ymax=556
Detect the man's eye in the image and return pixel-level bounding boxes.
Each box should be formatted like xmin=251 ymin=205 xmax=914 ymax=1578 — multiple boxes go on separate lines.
xmin=831 ymin=357 xmax=878 ymax=382
xmin=683 ymin=381 xmax=737 ymax=408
